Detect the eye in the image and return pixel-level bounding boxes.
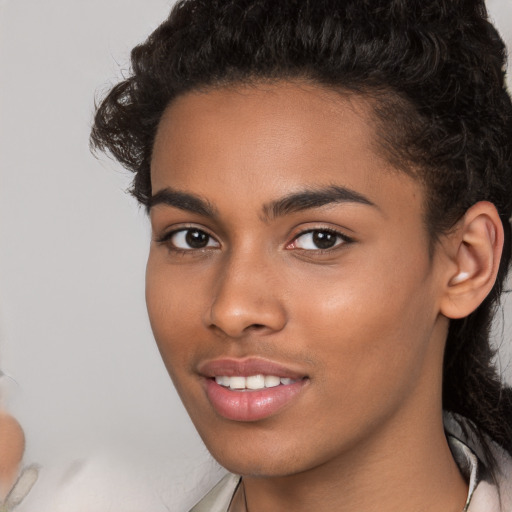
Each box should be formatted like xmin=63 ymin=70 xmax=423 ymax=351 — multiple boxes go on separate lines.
xmin=163 ymin=228 xmax=219 ymax=250
xmin=288 ymin=229 xmax=350 ymax=250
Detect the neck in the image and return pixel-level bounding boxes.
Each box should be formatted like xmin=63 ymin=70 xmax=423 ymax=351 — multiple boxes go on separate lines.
xmin=238 ymin=408 xmax=468 ymax=512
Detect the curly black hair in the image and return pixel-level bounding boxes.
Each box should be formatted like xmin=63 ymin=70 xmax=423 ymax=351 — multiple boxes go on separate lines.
xmin=91 ymin=0 xmax=512 ymax=468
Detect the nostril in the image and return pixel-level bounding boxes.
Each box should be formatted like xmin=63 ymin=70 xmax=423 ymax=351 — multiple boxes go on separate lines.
xmin=248 ymin=324 xmax=265 ymax=330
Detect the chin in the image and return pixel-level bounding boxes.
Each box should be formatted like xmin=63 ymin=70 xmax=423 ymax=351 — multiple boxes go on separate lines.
xmin=214 ymin=452 xmax=304 ymax=478
xmin=198 ymin=427 xmax=332 ymax=479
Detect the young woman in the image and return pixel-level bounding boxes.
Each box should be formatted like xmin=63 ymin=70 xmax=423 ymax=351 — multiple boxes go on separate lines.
xmin=91 ymin=0 xmax=512 ymax=510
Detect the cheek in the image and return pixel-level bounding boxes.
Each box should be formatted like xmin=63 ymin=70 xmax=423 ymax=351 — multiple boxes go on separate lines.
xmin=145 ymin=256 xmax=204 ymax=370
xmin=145 ymin=260 xmax=212 ymax=422
xmin=291 ymin=251 xmax=436 ymax=399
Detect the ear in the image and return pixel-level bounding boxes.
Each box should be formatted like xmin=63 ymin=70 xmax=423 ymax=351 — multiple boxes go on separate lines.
xmin=439 ymin=201 xmax=504 ymax=319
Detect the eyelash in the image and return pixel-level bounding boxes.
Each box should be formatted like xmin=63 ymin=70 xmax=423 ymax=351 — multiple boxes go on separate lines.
xmin=156 ymin=226 xmax=354 ymax=253
xmin=287 ymin=228 xmax=354 ymax=252
xmin=156 ymin=227 xmax=219 ymax=254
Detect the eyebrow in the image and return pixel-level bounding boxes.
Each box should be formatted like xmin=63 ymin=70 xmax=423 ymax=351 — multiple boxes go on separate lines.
xmin=149 ymin=188 xmax=217 ymax=217
xmin=261 ymin=185 xmax=377 ymax=221
xmin=148 ymin=185 xmax=376 ymax=219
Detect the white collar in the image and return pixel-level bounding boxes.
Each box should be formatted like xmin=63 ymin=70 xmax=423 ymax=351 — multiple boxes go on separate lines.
xmin=448 ymin=435 xmax=480 ymax=511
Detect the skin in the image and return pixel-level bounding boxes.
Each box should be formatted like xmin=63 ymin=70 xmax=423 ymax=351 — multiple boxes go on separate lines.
xmin=0 ymin=411 xmax=24 ymax=499
xmin=147 ymin=82 xmax=471 ymax=512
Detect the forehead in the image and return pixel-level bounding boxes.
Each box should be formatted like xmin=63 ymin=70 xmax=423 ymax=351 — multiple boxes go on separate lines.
xmin=151 ymin=81 xmax=423 ymax=219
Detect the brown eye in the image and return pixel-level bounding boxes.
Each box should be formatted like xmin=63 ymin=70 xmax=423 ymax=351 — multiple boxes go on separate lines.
xmin=311 ymin=231 xmax=338 ymax=249
xmin=169 ymin=228 xmax=219 ymax=250
xmin=290 ymin=229 xmax=350 ymax=250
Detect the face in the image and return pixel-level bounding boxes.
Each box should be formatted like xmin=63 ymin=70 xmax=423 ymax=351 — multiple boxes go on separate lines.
xmin=147 ymin=82 xmax=450 ymax=477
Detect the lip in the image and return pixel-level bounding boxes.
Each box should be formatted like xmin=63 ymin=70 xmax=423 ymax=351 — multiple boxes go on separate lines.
xmin=198 ymin=357 xmax=306 ymax=379
xmin=199 ymin=357 xmax=308 ymax=422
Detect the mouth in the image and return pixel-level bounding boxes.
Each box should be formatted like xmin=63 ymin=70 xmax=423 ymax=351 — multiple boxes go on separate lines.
xmin=199 ymin=358 xmax=309 ymax=422
xmin=213 ymin=374 xmax=301 ymax=390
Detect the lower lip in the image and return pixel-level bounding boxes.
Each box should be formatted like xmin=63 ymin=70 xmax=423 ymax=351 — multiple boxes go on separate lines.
xmin=204 ymin=378 xmax=307 ymax=422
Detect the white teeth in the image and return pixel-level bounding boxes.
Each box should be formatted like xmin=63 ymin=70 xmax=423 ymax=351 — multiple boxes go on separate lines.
xmin=215 ymin=376 xmax=230 ymax=387
xmin=215 ymin=374 xmax=297 ymax=390
xmin=264 ymin=375 xmax=281 ymax=388
xmin=229 ymin=376 xmax=246 ymax=389
xmin=246 ymin=375 xmax=265 ymax=390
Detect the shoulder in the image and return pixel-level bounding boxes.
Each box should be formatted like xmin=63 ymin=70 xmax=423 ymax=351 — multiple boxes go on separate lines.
xmin=471 ymin=441 xmax=512 ymax=512
xmin=444 ymin=412 xmax=512 ymax=512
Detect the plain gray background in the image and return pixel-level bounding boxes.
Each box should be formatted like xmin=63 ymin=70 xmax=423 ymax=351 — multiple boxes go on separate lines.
xmin=0 ymin=1 xmax=511 ymax=510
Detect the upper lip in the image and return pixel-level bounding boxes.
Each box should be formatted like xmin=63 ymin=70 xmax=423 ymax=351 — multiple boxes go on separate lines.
xmin=198 ymin=357 xmax=307 ymax=379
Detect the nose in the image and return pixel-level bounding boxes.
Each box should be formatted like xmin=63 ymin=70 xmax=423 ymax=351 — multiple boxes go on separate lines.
xmin=205 ymin=252 xmax=287 ymax=339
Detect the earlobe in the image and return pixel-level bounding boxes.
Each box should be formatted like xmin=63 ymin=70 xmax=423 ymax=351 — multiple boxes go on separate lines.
xmin=440 ymin=201 xmax=503 ymax=320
